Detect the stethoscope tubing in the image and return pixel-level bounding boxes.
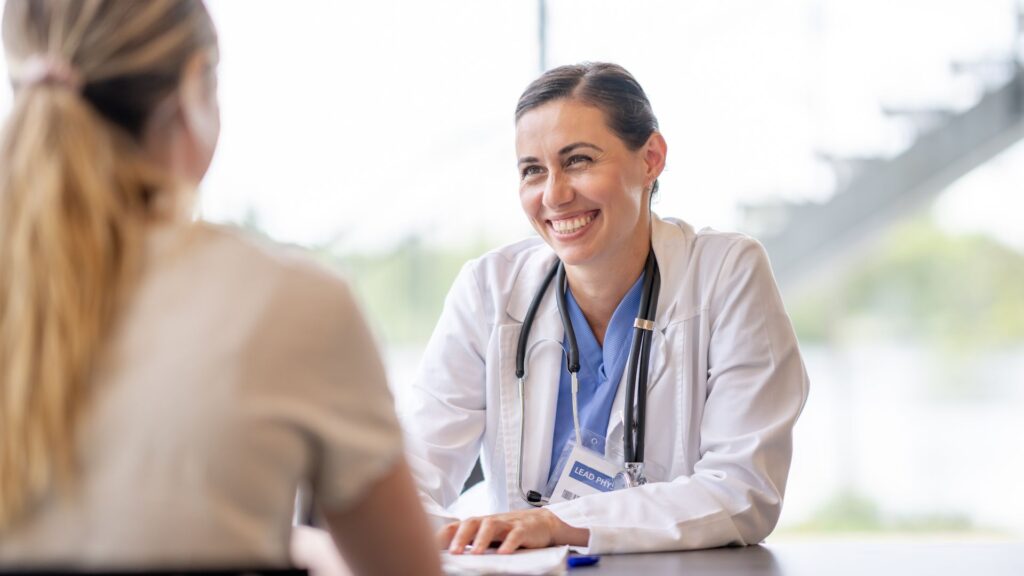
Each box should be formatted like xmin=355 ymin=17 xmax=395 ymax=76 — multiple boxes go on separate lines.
xmin=622 ymin=250 xmax=659 ymax=465
xmin=555 ymin=263 xmax=582 ymax=374
xmin=515 ymin=261 xmax=559 ymax=380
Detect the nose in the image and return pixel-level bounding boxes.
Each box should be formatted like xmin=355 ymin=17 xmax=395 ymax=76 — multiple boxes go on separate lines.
xmin=542 ymin=171 xmax=574 ymax=208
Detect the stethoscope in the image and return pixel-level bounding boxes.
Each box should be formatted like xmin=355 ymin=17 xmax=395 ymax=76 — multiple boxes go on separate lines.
xmin=514 ymin=248 xmax=661 ymax=506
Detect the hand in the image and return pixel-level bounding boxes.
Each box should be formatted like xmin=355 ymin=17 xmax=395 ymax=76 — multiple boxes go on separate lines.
xmin=438 ymin=508 xmax=589 ymax=555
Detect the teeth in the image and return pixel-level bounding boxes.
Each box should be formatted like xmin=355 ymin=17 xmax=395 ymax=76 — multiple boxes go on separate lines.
xmin=552 ymin=213 xmax=595 ymax=234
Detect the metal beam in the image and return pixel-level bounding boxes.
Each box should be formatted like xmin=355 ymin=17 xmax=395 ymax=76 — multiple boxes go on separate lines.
xmin=538 ymin=0 xmax=548 ymax=73
xmin=759 ymin=66 xmax=1024 ymax=291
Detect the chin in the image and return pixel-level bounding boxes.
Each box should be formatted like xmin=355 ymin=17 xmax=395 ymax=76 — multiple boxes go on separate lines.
xmin=548 ymin=245 xmax=599 ymax=268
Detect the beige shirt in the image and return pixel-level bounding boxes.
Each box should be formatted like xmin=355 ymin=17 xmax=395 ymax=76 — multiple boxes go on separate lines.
xmin=0 ymin=222 xmax=402 ymax=568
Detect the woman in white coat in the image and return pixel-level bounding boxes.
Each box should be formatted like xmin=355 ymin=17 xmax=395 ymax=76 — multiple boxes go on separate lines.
xmin=404 ymin=62 xmax=809 ymax=555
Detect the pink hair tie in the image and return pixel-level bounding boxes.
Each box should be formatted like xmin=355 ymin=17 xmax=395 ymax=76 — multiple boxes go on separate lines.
xmin=11 ymin=55 xmax=83 ymax=92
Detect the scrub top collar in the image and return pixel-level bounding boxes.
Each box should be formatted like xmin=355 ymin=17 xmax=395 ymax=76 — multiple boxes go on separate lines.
xmin=547 ymin=272 xmax=646 ymax=481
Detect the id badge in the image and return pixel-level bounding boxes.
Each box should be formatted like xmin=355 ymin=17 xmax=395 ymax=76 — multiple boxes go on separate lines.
xmin=549 ymin=442 xmax=622 ymax=503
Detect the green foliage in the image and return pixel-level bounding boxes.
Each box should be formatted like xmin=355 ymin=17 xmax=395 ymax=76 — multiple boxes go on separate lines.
xmin=784 ymin=490 xmax=975 ymax=534
xmin=789 ymin=218 xmax=1024 ymax=349
xmin=789 ymin=490 xmax=884 ymax=532
xmin=317 ymin=237 xmax=493 ymax=346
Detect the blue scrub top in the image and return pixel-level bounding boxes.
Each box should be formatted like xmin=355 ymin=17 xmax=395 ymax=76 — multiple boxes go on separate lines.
xmin=548 ymin=274 xmax=645 ymax=483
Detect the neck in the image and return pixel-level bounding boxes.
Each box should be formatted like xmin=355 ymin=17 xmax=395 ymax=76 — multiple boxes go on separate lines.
xmin=564 ymin=225 xmax=651 ymax=347
xmin=151 ymin=184 xmax=197 ymax=222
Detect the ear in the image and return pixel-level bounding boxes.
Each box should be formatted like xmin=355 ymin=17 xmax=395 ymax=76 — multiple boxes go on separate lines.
xmin=642 ymin=132 xmax=667 ymax=189
xmin=177 ymin=49 xmax=220 ymax=153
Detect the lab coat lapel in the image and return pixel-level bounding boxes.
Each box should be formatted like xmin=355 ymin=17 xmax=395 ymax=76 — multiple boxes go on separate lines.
xmin=605 ymin=371 xmax=627 ymax=463
xmin=499 ymin=252 xmax=563 ymax=507
xmin=606 ymin=216 xmax=692 ymax=451
xmin=647 ymin=215 xmax=694 ymax=394
xmin=605 ymin=326 xmax=672 ymax=462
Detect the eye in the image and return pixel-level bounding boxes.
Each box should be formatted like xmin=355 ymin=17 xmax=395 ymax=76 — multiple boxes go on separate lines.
xmin=565 ymin=154 xmax=592 ymax=168
xmin=520 ymin=165 xmax=545 ymax=180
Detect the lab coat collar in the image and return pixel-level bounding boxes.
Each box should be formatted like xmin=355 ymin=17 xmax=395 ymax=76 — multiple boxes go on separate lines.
xmin=649 ymin=214 xmax=695 ymax=328
xmin=505 ymin=214 xmax=695 ymax=330
xmin=506 ymin=248 xmax=559 ymax=323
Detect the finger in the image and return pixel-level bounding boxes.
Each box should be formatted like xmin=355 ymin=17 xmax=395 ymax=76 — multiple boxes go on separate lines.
xmin=437 ymin=522 xmax=460 ymax=550
xmin=470 ymin=518 xmax=509 ymax=555
xmin=496 ymin=527 xmax=526 ymax=554
xmin=449 ymin=517 xmax=482 ymax=554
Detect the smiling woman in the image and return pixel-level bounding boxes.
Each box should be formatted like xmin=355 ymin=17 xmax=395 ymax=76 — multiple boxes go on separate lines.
xmin=515 ymin=97 xmax=664 ymax=335
xmin=401 ymin=62 xmax=810 ymax=555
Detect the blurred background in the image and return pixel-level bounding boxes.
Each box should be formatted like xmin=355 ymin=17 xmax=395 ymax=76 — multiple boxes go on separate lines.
xmin=3 ymin=0 xmax=1022 ymax=540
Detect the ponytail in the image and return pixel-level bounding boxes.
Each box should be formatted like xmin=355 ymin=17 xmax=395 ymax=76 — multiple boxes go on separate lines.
xmin=0 ymin=0 xmax=216 ymax=529
xmin=0 ymin=84 xmax=156 ymax=528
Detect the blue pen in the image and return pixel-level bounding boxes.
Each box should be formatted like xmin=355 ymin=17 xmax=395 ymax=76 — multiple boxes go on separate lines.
xmin=568 ymin=554 xmax=601 ymax=568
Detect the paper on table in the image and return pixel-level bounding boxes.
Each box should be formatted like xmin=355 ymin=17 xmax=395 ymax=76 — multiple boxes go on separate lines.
xmin=441 ymin=545 xmax=568 ymax=576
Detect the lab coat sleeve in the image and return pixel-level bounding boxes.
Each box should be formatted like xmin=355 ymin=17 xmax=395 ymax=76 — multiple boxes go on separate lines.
xmin=401 ymin=261 xmax=489 ymax=524
xmin=547 ymin=237 xmax=809 ymax=553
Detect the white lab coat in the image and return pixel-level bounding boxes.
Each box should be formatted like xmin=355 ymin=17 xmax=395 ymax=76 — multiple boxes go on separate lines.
xmin=403 ymin=216 xmax=809 ymax=554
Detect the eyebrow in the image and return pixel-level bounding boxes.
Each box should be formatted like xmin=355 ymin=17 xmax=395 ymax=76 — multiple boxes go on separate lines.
xmin=559 ymin=142 xmax=603 ymax=155
xmin=517 ymin=142 xmax=605 ymax=165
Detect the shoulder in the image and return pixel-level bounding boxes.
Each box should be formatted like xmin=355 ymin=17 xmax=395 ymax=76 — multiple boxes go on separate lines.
xmin=184 ymin=222 xmax=359 ymax=319
xmin=467 ymin=235 xmax=551 ymax=278
xmin=655 ymin=216 xmax=766 ymax=275
xmin=653 ymin=216 xmax=778 ymax=318
xmin=437 ymin=235 xmax=555 ymax=326
xmin=693 ymin=227 xmax=767 ymax=269
xmin=454 ymin=235 xmax=553 ymax=296
xmin=656 ymin=215 xmax=764 ymax=265
xmin=690 ymin=229 xmax=780 ymax=317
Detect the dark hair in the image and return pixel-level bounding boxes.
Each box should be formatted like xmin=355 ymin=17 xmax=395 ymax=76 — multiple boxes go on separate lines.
xmin=515 ymin=62 xmax=661 ymax=194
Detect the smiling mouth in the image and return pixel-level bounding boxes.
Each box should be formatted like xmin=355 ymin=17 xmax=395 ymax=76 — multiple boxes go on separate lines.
xmin=549 ymin=210 xmax=598 ymax=235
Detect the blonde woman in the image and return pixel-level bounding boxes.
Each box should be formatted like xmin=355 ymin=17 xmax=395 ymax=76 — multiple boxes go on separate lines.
xmin=0 ymin=2 xmax=440 ymax=574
